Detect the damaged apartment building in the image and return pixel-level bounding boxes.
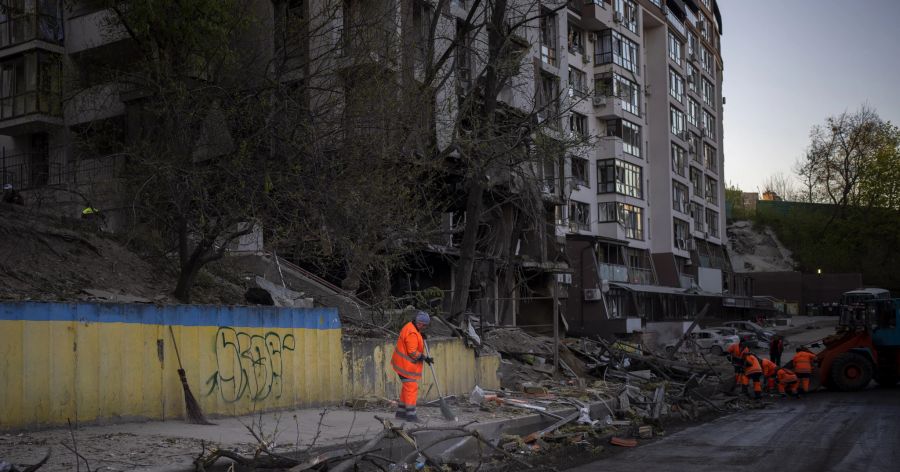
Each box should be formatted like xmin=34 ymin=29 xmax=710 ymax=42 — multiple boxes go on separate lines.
xmin=0 ymin=0 xmax=751 ymax=337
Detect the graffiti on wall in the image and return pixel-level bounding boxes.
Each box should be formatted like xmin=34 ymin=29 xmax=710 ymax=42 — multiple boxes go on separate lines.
xmin=206 ymin=327 xmax=296 ymax=403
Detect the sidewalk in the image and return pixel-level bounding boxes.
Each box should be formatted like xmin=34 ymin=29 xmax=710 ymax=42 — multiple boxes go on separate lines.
xmin=0 ymin=398 xmax=552 ymax=472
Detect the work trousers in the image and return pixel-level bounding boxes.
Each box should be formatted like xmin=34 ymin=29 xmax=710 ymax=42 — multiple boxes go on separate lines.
xmin=746 ymin=372 xmax=763 ymax=397
xmin=398 ymin=375 xmax=419 ymax=417
xmin=770 ymin=353 xmax=782 ymax=366
xmin=733 ymin=364 xmax=747 ymax=386
xmin=778 ymin=381 xmax=798 ymax=395
xmin=797 ymin=373 xmax=811 ymax=393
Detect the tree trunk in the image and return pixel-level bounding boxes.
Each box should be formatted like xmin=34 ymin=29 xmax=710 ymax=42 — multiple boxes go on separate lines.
xmin=174 ymin=263 xmax=200 ymax=303
xmin=449 ymin=179 xmax=484 ymax=321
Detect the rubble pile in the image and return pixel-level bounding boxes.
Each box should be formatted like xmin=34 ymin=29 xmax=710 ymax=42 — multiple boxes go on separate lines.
xmin=463 ymin=328 xmax=757 ymax=463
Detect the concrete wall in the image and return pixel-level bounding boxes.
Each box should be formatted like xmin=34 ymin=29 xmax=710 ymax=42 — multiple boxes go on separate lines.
xmin=0 ymin=301 xmax=498 ymax=430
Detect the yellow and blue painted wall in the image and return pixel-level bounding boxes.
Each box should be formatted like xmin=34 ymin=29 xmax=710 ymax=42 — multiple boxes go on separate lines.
xmin=0 ymin=302 xmax=498 ymax=430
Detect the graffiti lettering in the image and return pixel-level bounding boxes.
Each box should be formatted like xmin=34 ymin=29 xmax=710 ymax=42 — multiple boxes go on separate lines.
xmin=205 ymin=327 xmax=296 ymax=403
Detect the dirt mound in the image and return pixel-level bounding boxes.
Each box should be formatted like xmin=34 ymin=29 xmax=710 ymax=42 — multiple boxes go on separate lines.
xmin=0 ymin=204 xmax=241 ymax=304
xmin=726 ymin=220 xmax=795 ymax=272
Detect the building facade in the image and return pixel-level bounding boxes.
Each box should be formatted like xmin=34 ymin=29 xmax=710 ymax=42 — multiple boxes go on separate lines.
xmin=556 ymin=0 xmax=730 ymax=331
xmin=0 ymin=0 xmax=733 ymax=332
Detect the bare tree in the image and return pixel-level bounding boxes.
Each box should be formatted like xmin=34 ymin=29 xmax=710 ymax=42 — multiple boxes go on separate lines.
xmin=796 ymin=106 xmax=895 ymax=210
xmin=761 ymin=172 xmax=797 ymax=201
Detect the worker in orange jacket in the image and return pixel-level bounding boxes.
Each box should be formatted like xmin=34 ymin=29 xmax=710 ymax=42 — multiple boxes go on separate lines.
xmin=776 ymin=367 xmax=800 ymax=398
xmin=743 ymin=352 xmax=763 ymax=399
xmin=391 ymin=312 xmax=433 ymax=422
xmin=792 ymin=346 xmax=817 ymax=394
xmin=725 ymin=341 xmax=749 ymax=391
xmin=761 ymin=357 xmax=778 ymax=393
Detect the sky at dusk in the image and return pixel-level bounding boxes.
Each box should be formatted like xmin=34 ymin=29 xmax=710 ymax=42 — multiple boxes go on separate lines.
xmin=720 ymin=0 xmax=900 ymax=194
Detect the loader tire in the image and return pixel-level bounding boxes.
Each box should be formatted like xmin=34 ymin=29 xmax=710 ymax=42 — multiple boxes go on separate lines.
xmin=830 ymin=352 xmax=874 ymax=391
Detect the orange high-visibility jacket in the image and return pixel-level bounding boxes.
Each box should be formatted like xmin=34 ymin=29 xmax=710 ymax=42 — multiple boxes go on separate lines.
xmin=777 ymin=368 xmax=798 ymax=384
xmin=744 ymin=354 xmax=762 ymax=375
xmin=392 ymin=322 xmax=425 ymax=380
xmin=762 ymin=358 xmax=778 ymax=377
xmin=727 ymin=342 xmax=748 ymax=364
xmin=792 ymin=351 xmax=817 ymax=374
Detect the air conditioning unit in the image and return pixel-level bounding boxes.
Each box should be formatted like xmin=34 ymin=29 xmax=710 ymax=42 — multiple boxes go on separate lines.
xmin=689 ymin=53 xmax=697 ymax=62
xmin=592 ymin=95 xmax=607 ymax=106
xmin=584 ymin=288 xmax=603 ymax=301
xmin=680 ymin=130 xmax=691 ymax=141
xmin=614 ymin=12 xmax=624 ymax=23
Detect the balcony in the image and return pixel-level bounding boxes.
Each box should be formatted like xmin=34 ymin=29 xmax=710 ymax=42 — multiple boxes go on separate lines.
xmin=598 ymin=262 xmax=628 ymax=283
xmin=665 ymin=7 xmax=686 ymax=37
xmin=66 ymin=9 xmax=129 ymax=55
xmin=0 ymin=11 xmax=64 ymax=59
xmin=0 ymin=51 xmax=63 ymax=135
xmin=598 ymin=136 xmax=625 ymax=159
xmin=578 ymin=0 xmax=611 ymax=30
xmin=591 ymin=94 xmax=625 ymax=119
xmin=628 ymin=267 xmax=655 ymax=285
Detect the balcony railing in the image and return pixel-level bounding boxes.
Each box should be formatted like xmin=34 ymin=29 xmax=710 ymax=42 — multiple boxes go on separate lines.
xmin=0 ymin=14 xmax=64 ymax=49
xmin=628 ymin=267 xmax=655 ymax=285
xmin=0 ymin=90 xmax=61 ymax=120
xmin=665 ymin=7 xmax=686 ymax=36
xmin=1 ymin=148 xmax=125 ymax=190
xmin=599 ymin=262 xmax=629 ymax=283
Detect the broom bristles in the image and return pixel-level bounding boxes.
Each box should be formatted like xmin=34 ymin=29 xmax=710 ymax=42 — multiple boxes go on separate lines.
xmin=178 ymin=368 xmax=213 ymax=425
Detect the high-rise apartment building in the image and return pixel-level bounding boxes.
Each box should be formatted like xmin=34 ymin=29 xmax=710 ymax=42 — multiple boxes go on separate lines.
xmin=0 ymin=1 xmax=736 ymax=332
xmin=556 ymin=0 xmax=730 ymax=332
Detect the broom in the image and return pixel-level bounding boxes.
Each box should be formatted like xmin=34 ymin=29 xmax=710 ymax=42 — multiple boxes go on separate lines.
xmin=168 ymin=326 xmax=213 ymax=425
xmin=424 ymin=340 xmax=457 ymax=421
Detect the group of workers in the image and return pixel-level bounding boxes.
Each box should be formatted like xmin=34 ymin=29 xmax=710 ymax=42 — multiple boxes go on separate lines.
xmin=725 ymin=338 xmax=818 ymax=400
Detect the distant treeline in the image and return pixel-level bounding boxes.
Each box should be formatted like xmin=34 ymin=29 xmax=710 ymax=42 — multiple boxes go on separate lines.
xmin=754 ymin=201 xmax=900 ymax=294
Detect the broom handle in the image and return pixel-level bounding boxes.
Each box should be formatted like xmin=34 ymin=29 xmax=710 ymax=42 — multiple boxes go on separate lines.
xmin=169 ymin=325 xmax=185 ymax=370
xmin=424 ymin=340 xmax=444 ymax=399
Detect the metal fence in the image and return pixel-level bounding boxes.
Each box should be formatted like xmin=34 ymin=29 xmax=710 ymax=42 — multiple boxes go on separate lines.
xmin=0 ymin=147 xmax=125 ymax=190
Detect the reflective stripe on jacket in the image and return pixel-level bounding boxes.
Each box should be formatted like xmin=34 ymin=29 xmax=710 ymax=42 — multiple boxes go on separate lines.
xmin=792 ymin=351 xmax=816 ymax=374
xmin=744 ymin=354 xmax=762 ymax=375
xmin=391 ymin=322 xmax=425 ymax=380
xmin=777 ymin=368 xmax=798 ymax=384
xmin=762 ymin=358 xmax=778 ymax=377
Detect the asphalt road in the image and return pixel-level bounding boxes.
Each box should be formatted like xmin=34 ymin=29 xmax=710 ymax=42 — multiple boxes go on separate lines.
xmin=569 ymin=387 xmax=900 ymax=472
